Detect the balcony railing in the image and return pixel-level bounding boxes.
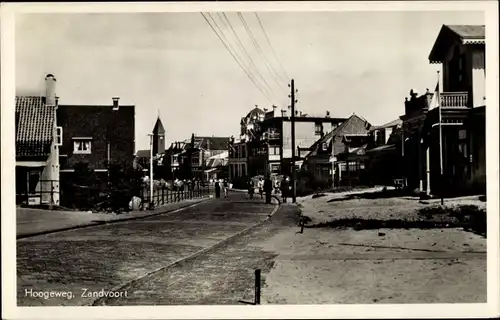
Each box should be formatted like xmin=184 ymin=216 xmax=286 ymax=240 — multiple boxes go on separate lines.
xmin=440 ymin=92 xmax=468 ymax=108
xmin=261 ymin=132 xmax=280 ymax=140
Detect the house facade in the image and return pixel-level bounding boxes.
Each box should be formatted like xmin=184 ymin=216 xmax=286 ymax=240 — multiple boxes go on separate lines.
xmin=302 ymin=114 xmax=371 ymax=187
xmin=402 ymin=24 xmax=486 ymax=195
xmin=15 ymin=75 xmax=60 ymax=205
xmin=166 ymin=135 xmax=229 ymax=180
xmin=57 ymin=97 xmax=135 ymax=206
xmin=364 ymin=119 xmax=404 ymax=186
xmin=246 ymin=107 xmax=347 ymax=177
xmin=16 ymin=74 xmax=136 ymax=206
xmin=228 ymin=138 xmax=248 ymax=179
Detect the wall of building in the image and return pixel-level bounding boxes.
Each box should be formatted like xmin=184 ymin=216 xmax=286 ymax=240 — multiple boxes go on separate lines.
xmin=282 ymin=120 xmax=323 ymax=158
xmin=58 ymin=105 xmax=135 ymax=171
xmin=472 ymin=46 xmax=486 ymax=108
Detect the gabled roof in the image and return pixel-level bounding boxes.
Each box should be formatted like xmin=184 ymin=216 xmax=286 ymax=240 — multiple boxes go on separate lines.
xmin=136 ymin=149 xmax=150 ymax=158
xmin=182 ymin=136 xmax=229 ymax=151
xmin=370 ymin=118 xmax=403 ymax=130
xmin=306 ymin=114 xmax=370 ymax=158
xmin=16 ymin=96 xmax=55 ymax=158
xmin=429 ymin=25 xmax=485 ymax=63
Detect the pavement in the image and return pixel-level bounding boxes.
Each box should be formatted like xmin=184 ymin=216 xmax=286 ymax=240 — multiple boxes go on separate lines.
xmin=16 ymin=196 xmax=212 ymax=239
xmin=16 ymin=188 xmax=486 ymax=306
xmin=17 ymin=192 xmax=279 ymax=306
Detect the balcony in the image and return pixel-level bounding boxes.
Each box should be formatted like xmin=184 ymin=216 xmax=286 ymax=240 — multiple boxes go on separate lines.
xmin=261 ymin=132 xmax=280 ymax=140
xmin=440 ymin=92 xmax=468 ymax=108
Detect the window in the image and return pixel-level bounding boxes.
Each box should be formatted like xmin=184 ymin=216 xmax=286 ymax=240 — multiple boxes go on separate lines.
xmin=322 ymin=143 xmax=328 ymax=151
xmin=241 ymin=145 xmax=246 ymax=158
xmin=268 ymin=146 xmax=280 ymax=155
xmin=172 ymin=155 xmax=178 ymax=164
xmin=270 ymin=164 xmax=280 ymax=173
xmin=458 ymin=130 xmax=467 ymax=140
xmin=192 ymin=153 xmax=200 ymax=165
xmin=55 ymin=127 xmax=63 ymax=146
xmin=73 ymin=139 xmax=91 ymax=154
xmin=315 ymin=123 xmax=322 ymax=135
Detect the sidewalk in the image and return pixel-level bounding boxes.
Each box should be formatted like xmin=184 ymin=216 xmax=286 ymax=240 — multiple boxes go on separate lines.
xmin=16 ymin=196 xmax=212 ymax=239
xmin=253 ymin=192 xmax=487 ymax=304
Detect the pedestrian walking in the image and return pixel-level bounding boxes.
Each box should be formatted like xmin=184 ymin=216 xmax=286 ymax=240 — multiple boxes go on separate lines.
xmin=215 ymin=179 xmax=221 ymax=199
xmin=263 ymin=175 xmax=273 ymax=204
xmin=281 ymin=176 xmax=290 ymax=203
xmin=248 ymin=178 xmax=255 ymax=199
xmin=257 ymin=177 xmax=264 ymax=199
xmin=223 ymin=179 xmax=229 ymax=198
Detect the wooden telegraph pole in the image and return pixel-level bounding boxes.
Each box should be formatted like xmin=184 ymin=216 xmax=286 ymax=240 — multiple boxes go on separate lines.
xmin=290 ymin=79 xmax=297 ymax=203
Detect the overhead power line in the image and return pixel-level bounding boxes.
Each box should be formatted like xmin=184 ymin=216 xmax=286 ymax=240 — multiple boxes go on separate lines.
xmin=200 ymin=12 xmax=274 ymax=104
xmin=254 ymin=13 xmax=290 ymax=83
xmin=218 ymin=12 xmax=277 ymax=100
xmin=237 ymin=12 xmax=288 ymax=96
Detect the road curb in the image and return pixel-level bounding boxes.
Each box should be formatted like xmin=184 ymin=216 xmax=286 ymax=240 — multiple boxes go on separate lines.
xmin=91 ymin=197 xmax=281 ymax=306
xmin=16 ymin=197 xmax=211 ymax=240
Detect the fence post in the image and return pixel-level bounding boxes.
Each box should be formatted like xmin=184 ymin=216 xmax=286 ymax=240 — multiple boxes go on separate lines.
xmin=255 ymin=269 xmax=261 ymax=305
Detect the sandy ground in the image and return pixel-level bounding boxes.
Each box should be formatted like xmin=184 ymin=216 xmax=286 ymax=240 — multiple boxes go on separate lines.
xmin=255 ymin=190 xmax=487 ymax=304
xmin=296 ymin=189 xmax=486 ymax=225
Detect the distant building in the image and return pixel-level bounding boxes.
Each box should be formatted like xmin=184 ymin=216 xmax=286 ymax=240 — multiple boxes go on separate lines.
xmin=402 ymin=24 xmax=485 ymax=195
xmin=165 ymin=135 xmax=229 ymax=180
xmin=245 ymin=107 xmax=347 ymax=178
xmin=364 ymin=119 xmax=404 ymax=186
xmin=228 ymin=137 xmax=248 ymax=179
xmin=303 ymin=114 xmax=371 ymax=187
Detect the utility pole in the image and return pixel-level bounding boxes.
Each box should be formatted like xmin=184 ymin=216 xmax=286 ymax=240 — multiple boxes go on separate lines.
xmin=437 ymin=70 xmax=444 ymax=205
xmin=289 ymin=79 xmax=297 ymax=203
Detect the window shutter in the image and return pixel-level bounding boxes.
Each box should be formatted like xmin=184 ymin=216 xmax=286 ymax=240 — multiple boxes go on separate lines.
xmin=55 ymin=127 xmax=63 ymax=146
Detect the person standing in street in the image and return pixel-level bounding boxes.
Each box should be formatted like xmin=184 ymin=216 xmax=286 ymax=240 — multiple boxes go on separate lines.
xmin=257 ymin=177 xmax=264 ymax=199
xmin=263 ymin=175 xmax=273 ymax=204
xmin=214 ymin=179 xmax=221 ymax=199
xmin=281 ymin=176 xmax=290 ymax=203
xmin=223 ymin=179 xmax=229 ymax=198
xmin=248 ymin=178 xmax=255 ymax=199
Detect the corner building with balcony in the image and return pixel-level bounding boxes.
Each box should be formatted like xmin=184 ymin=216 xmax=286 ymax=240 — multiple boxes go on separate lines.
xmin=401 ymin=24 xmax=486 ymax=195
xmin=245 ymin=107 xmax=346 ymax=178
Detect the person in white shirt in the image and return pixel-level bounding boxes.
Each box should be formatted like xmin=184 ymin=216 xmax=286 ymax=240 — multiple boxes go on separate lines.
xmin=257 ymin=178 xmax=264 ymax=199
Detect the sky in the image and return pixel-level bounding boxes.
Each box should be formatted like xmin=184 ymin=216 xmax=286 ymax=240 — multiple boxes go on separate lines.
xmin=15 ymin=11 xmax=484 ymax=151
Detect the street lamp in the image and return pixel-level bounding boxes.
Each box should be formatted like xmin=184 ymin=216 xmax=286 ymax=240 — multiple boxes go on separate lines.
xmin=148 ymin=132 xmax=164 ymax=210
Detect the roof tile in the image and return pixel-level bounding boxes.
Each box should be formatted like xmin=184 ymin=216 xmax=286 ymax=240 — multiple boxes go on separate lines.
xmin=15 ymin=96 xmax=55 ymax=158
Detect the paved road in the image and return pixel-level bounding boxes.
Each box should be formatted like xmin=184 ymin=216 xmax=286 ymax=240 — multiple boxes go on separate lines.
xmin=17 ymin=193 xmax=282 ymax=306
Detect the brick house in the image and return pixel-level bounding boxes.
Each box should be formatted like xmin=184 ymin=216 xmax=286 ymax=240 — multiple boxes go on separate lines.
xmin=402 ymin=24 xmax=486 ymax=195
xmin=57 ymin=97 xmax=135 ymax=205
xmin=302 ymin=114 xmax=371 ymax=186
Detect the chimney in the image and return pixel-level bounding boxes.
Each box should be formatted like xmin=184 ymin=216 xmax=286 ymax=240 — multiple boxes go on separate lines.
xmin=326 ymin=111 xmax=330 ymax=118
xmin=45 ymin=74 xmax=57 ymax=106
xmin=112 ymin=97 xmax=120 ymax=110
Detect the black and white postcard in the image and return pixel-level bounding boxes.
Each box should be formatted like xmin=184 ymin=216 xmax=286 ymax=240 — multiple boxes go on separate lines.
xmin=1 ymin=1 xmax=499 ymax=319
